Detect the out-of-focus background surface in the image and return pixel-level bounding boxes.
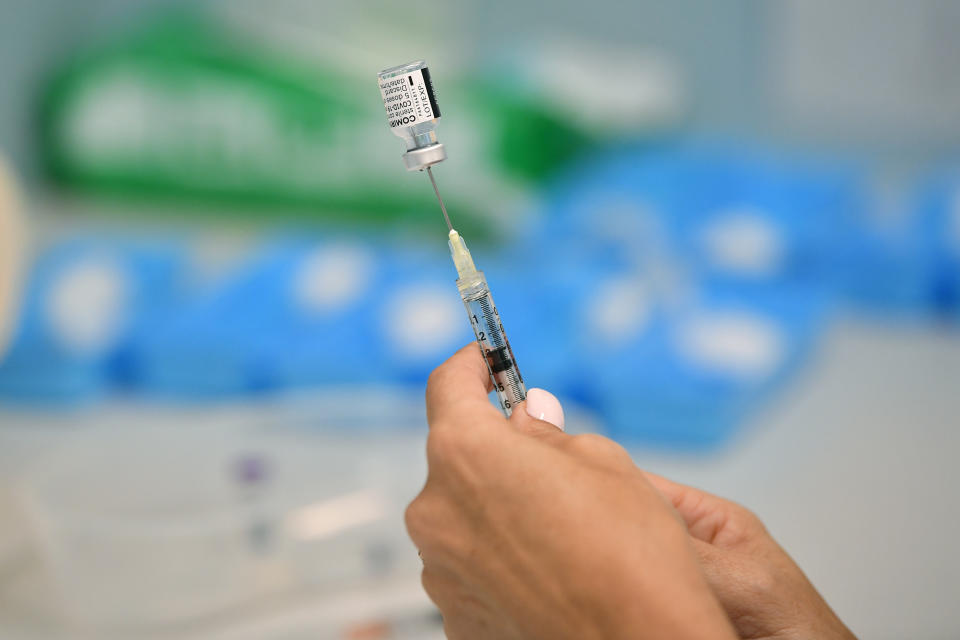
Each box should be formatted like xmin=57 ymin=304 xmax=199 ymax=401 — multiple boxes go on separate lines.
xmin=0 ymin=1 xmax=959 ymax=638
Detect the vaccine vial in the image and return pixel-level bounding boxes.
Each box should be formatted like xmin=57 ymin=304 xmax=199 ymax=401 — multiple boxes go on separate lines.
xmin=377 ymin=60 xmax=447 ymax=171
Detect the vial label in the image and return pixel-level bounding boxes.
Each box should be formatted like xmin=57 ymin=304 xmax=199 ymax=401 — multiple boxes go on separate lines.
xmin=379 ymin=67 xmax=441 ymax=129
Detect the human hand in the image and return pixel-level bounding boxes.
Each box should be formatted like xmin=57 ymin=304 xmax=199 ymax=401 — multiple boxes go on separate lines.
xmin=645 ymin=473 xmax=857 ymax=640
xmin=406 ymin=343 xmax=737 ymax=640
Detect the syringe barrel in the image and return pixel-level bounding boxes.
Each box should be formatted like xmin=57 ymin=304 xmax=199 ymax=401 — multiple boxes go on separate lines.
xmin=458 ymin=275 xmax=526 ymax=416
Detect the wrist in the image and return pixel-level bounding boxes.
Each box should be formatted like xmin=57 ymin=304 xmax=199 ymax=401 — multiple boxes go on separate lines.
xmin=598 ymin=566 xmax=737 ymax=640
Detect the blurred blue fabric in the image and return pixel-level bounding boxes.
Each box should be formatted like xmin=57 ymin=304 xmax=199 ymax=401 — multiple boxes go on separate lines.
xmin=4 ymin=143 xmax=955 ymax=449
xmin=0 ymin=236 xmax=183 ymax=403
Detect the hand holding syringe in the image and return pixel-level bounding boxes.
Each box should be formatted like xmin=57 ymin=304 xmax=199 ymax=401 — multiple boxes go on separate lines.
xmin=377 ymin=61 xmax=526 ymax=415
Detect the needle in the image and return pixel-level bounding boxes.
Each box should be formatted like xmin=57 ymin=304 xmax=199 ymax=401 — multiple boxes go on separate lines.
xmin=426 ymin=165 xmax=452 ymax=232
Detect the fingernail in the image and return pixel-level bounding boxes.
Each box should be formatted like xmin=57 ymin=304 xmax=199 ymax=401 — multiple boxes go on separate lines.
xmin=524 ymin=388 xmax=565 ymax=431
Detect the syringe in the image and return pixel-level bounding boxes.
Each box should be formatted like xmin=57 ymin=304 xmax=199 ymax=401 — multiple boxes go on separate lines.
xmin=431 ymin=167 xmax=526 ymax=414
xmin=378 ymin=61 xmax=527 ymax=415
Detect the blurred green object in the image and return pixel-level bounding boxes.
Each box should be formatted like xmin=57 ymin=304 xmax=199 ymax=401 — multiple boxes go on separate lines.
xmin=480 ymin=80 xmax=593 ymax=183
xmin=37 ymin=14 xmax=602 ymax=239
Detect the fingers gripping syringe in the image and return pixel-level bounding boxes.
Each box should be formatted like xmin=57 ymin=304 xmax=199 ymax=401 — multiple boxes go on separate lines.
xmin=378 ymin=60 xmax=527 ymax=415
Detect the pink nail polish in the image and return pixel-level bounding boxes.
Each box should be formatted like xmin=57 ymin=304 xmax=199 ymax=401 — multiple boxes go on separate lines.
xmin=524 ymin=388 xmax=565 ymax=431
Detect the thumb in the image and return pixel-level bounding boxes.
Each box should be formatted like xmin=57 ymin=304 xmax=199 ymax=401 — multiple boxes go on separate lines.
xmin=510 ymin=388 xmax=566 ymax=438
